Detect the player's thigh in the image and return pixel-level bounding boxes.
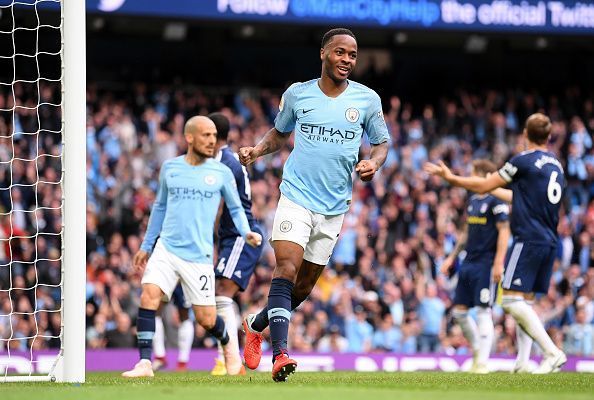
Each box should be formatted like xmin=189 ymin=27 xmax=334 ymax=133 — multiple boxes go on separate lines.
xmin=532 ymin=246 xmax=556 ymax=294
xmin=177 ymin=262 xmax=216 ymax=308
xmin=216 ymin=231 xmax=264 ymax=292
xmin=303 ymin=212 xmax=345 ymax=265
xmin=502 ymin=242 xmax=538 ymax=293
xmin=271 ymin=194 xmax=313 ymax=251
xmin=141 ymin=240 xmax=179 ymax=302
xmin=453 ymin=264 xmax=474 ymax=307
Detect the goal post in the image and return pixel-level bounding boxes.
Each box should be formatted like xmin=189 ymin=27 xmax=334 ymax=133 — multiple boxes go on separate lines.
xmin=60 ymin=0 xmax=86 ymax=384
xmin=0 ymin=0 xmax=85 ymax=383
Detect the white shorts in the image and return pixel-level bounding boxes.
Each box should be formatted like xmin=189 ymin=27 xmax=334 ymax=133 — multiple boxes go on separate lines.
xmin=141 ymin=240 xmax=215 ymax=306
xmin=271 ymin=194 xmax=345 ymax=265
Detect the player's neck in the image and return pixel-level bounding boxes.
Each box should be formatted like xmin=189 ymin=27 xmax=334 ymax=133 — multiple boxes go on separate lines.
xmin=184 ymin=152 xmax=207 ymax=166
xmin=526 ymin=142 xmax=548 ymax=152
xmin=318 ymin=75 xmax=349 ymax=98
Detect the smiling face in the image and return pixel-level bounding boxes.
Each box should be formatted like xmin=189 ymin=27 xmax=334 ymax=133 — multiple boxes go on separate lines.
xmin=321 ymin=34 xmax=358 ymax=84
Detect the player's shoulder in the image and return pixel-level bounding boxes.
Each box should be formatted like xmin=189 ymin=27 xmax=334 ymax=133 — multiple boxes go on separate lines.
xmin=163 ymin=155 xmax=185 ymax=169
xmin=285 ymin=79 xmax=318 ymax=96
xmin=219 ymin=147 xmax=243 ymax=171
xmin=204 ymin=158 xmax=233 ymax=175
xmin=347 ymin=80 xmax=380 ymax=99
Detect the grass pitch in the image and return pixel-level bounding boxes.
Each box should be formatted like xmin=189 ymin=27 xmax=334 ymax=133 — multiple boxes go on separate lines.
xmin=1 ymin=372 xmax=593 ymax=400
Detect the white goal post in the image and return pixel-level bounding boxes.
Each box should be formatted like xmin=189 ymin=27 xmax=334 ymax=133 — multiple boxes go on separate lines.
xmin=0 ymin=0 xmax=85 ymax=383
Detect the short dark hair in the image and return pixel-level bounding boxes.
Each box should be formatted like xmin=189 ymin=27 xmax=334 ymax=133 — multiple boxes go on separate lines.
xmin=208 ymin=112 xmax=230 ymax=141
xmin=321 ymin=28 xmax=356 ymax=48
xmin=471 ymin=159 xmax=497 ymax=177
xmin=525 ymin=113 xmax=552 ymax=145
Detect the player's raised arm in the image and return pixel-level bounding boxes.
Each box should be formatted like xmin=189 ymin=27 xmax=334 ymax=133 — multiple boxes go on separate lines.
xmin=220 ymin=169 xmax=262 ymax=247
xmin=424 ymin=160 xmax=506 ymax=194
xmin=136 ymin=164 xmax=169 ymax=270
xmin=239 ymin=127 xmax=290 ymax=166
xmin=239 ymin=85 xmax=297 ymax=166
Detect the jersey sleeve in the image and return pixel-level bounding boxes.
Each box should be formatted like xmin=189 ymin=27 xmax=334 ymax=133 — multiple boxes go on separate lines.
xmin=220 ymin=167 xmax=251 ymax=238
xmin=274 ymin=84 xmax=297 ymax=134
xmin=141 ymin=163 xmax=168 ymax=252
xmin=491 ymin=199 xmax=510 ymax=223
xmin=498 ymin=154 xmax=523 ymax=183
xmin=364 ymin=91 xmax=389 ymax=145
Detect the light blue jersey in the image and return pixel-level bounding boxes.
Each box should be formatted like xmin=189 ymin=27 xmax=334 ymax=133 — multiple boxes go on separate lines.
xmin=275 ymin=79 xmax=389 ymax=215
xmin=140 ymin=156 xmax=251 ymax=263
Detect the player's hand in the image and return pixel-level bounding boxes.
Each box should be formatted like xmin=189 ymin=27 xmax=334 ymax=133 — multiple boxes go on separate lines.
xmin=440 ymin=256 xmax=455 ymax=275
xmin=492 ymin=262 xmax=504 ymax=283
xmin=239 ymin=146 xmax=259 ymax=166
xmin=355 ymin=159 xmax=379 ymax=182
xmin=133 ymin=250 xmax=150 ymax=273
xmin=423 ymin=160 xmax=453 ymax=181
xmin=245 ymin=231 xmax=262 ymax=248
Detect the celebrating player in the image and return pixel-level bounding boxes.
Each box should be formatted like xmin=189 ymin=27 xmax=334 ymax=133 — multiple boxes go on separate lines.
xmin=239 ymin=28 xmax=389 ymax=381
xmin=440 ymin=159 xmax=511 ymax=374
xmin=208 ymin=112 xmax=264 ymax=376
xmin=424 ymin=113 xmax=567 ymax=374
xmin=122 ymin=116 xmax=262 ymax=378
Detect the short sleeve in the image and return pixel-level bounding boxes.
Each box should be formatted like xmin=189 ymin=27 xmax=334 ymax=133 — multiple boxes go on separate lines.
xmin=274 ymin=84 xmax=297 ymax=134
xmin=364 ymin=91 xmax=389 ymax=145
xmin=492 ymin=199 xmax=510 ymax=223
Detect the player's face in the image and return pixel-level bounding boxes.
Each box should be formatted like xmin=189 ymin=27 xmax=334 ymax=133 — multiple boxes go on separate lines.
xmin=321 ymin=35 xmax=358 ymax=83
xmin=187 ymin=128 xmax=217 ymax=158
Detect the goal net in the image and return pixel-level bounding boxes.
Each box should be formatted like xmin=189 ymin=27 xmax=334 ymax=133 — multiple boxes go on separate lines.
xmin=0 ymin=0 xmax=85 ymax=383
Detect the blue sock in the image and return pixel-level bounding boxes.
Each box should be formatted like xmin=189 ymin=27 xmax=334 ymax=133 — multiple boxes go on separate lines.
xmin=252 ymin=294 xmax=303 ymax=332
xmin=137 ymin=308 xmax=156 ymax=360
xmin=207 ymin=315 xmax=229 ymax=345
xmin=267 ymin=278 xmax=294 ymax=358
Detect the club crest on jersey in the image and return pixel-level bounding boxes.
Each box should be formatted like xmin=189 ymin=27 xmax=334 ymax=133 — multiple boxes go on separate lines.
xmin=345 ymin=108 xmax=360 ymax=123
xmin=480 ymin=203 xmax=488 ymax=214
xmin=204 ymin=175 xmax=217 ymax=185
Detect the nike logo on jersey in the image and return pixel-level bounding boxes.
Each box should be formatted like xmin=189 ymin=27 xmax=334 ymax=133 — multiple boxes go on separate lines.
xmin=302 ymin=108 xmax=314 ymax=114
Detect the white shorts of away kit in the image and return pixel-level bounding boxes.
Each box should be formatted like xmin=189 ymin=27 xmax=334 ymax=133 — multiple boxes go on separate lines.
xmin=271 ymin=194 xmax=345 ymax=266
xmin=141 ymin=239 xmax=215 ymax=306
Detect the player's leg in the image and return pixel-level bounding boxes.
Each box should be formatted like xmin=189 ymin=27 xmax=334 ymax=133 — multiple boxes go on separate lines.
xmin=474 ymin=265 xmax=495 ymax=372
xmin=152 ymin=302 xmax=167 ymax=370
xmin=500 ymin=244 xmax=566 ymax=374
xmin=250 ymin=259 xmax=325 ymax=332
xmin=213 ymin=232 xmax=263 ymax=375
xmin=172 ymin=287 xmax=193 ymax=371
xmin=513 ymin=295 xmax=535 ymax=373
xmin=123 ymin=241 xmax=178 ymax=378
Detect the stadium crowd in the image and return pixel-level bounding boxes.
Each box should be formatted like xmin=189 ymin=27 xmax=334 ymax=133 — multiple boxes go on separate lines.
xmin=1 ymin=81 xmax=593 ymax=357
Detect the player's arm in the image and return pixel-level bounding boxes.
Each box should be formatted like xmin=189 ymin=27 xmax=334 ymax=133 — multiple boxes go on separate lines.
xmin=424 ymin=160 xmax=506 ymax=194
xmin=356 ymin=142 xmax=388 ymax=181
xmin=493 ymin=220 xmax=510 ymax=283
xmin=220 ymin=171 xmax=262 ymax=247
xmin=357 ymin=92 xmax=390 ymax=181
xmin=441 ymin=223 xmax=468 ymax=275
xmin=490 ymin=187 xmax=513 ymax=203
xmin=239 ymin=127 xmax=290 ymax=166
xmin=135 ymin=165 xmax=168 ymax=271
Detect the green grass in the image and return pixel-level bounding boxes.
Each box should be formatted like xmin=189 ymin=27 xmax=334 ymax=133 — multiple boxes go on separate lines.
xmin=1 ymin=372 xmax=593 ymax=400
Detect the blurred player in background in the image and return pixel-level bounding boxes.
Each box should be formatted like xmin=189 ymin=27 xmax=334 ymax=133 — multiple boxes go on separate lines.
xmin=440 ymin=159 xmax=511 ymax=374
xmin=239 ymin=28 xmax=389 ymax=381
xmin=425 ymin=113 xmax=567 ymax=374
xmin=122 ymin=116 xmax=262 ymax=378
xmin=208 ymin=112 xmax=264 ymax=376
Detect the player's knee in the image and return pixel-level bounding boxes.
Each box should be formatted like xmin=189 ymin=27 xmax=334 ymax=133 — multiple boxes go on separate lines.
xmin=274 ymin=260 xmax=299 ymax=281
xmin=195 ymin=313 xmax=216 ymax=330
xmin=140 ymin=285 xmax=162 ymax=309
xmin=452 ymin=308 xmax=468 ymax=322
xmin=501 ymin=295 xmax=524 ymax=314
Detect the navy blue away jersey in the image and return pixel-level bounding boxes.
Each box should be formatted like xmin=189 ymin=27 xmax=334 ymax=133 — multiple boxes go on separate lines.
xmin=464 ymin=194 xmax=509 ymax=263
xmin=216 ymin=146 xmax=257 ymax=239
xmin=498 ymin=150 xmax=565 ymax=247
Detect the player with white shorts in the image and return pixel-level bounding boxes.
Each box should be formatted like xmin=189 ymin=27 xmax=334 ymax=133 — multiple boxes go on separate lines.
xmin=122 ymin=116 xmax=262 ymax=378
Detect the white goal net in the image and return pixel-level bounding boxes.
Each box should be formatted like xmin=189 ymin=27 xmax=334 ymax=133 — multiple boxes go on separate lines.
xmin=0 ymin=0 xmax=85 ymax=383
